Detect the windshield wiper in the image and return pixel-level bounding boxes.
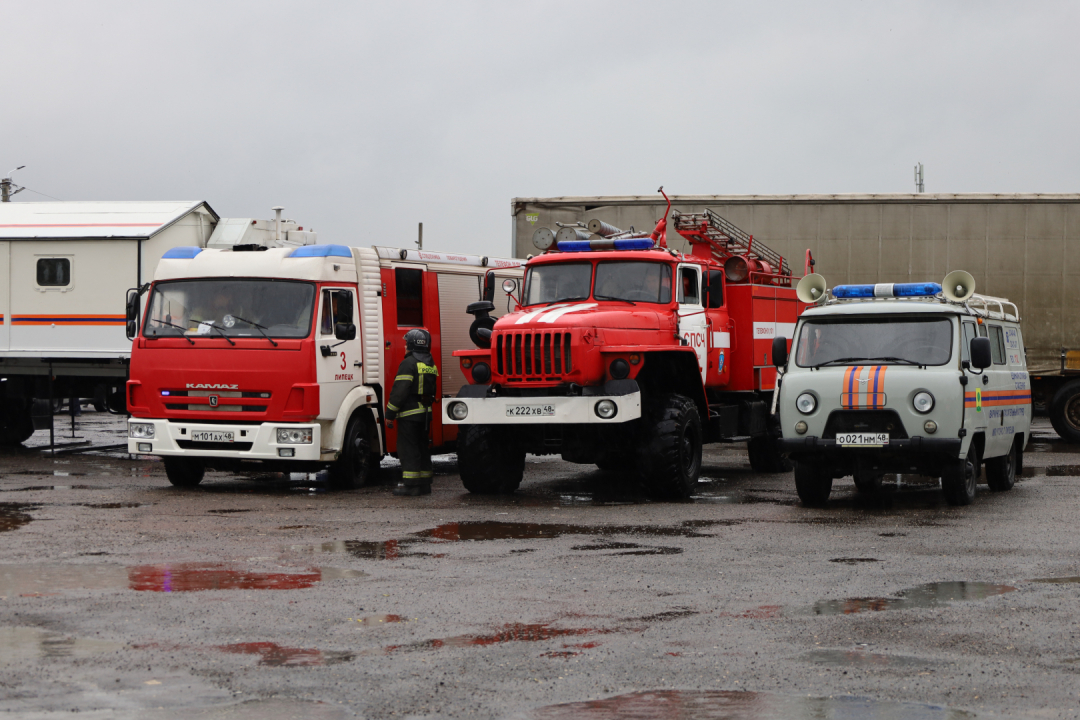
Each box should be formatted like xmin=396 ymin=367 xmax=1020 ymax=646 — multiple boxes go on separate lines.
xmin=594 ymin=294 xmax=636 ymax=306
xmin=545 ymin=296 xmax=587 ymax=306
xmin=203 ymin=322 xmax=236 ymax=346
xmin=147 ymin=320 xmax=195 ymax=345
xmin=814 ymin=355 xmax=921 ymax=368
xmin=229 ymin=315 xmax=278 ymax=347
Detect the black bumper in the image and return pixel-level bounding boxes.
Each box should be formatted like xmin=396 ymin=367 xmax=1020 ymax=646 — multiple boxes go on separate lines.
xmin=778 ymin=436 xmax=962 ymax=468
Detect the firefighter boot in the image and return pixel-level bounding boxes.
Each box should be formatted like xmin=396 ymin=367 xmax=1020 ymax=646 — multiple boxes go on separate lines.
xmin=392 ymin=482 xmax=427 ymax=497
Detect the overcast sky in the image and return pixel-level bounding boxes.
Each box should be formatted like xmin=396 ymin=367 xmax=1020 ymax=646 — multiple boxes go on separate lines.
xmin=4 ymin=1 xmax=1078 ymax=256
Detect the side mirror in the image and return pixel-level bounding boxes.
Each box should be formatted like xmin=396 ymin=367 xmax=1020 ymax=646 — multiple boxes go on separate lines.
xmin=771 ymin=336 xmax=788 ymax=368
xmin=970 ymin=336 xmax=992 ymax=371
xmin=483 ymin=271 xmax=496 ymax=303
xmin=334 ymin=322 xmax=357 ymax=341
xmin=707 ymin=270 xmax=724 ymax=309
xmin=125 ymin=289 xmax=140 ymax=340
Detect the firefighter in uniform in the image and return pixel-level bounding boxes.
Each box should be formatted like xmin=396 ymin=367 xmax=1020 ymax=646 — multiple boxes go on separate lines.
xmin=385 ymin=328 xmax=438 ymax=496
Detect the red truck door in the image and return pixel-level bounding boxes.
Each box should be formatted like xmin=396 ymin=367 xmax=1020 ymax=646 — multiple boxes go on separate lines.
xmin=704 ymin=269 xmax=731 ymax=387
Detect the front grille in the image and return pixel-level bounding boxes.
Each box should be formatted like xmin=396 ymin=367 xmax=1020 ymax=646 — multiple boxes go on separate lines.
xmin=496 ymin=331 xmax=572 ymax=381
xmin=166 ymin=404 xmax=268 ymax=412
xmin=176 ymin=440 xmax=254 ymax=451
xmin=162 ymin=389 xmax=270 ymax=413
xmin=823 ymin=410 xmax=909 ymax=439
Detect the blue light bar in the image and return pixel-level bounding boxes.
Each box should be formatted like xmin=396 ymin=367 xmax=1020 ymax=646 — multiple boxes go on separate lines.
xmin=162 ymin=246 xmax=203 ymax=259
xmin=832 ymin=282 xmax=942 ymax=299
xmin=557 ymin=238 xmax=655 ymax=252
xmin=288 ymin=244 xmax=352 ymax=258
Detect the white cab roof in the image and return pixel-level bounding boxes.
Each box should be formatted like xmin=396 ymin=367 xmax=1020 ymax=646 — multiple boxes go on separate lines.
xmin=155 ymin=246 xmax=353 ymax=283
xmin=0 ymin=201 xmax=217 ymax=239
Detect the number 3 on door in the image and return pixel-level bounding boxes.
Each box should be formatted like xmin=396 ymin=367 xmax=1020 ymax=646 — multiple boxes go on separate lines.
xmin=340 ymin=352 xmax=347 ymax=371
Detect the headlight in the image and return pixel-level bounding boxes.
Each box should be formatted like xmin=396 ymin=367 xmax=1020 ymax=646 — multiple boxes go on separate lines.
xmin=913 ymin=391 xmax=934 ymax=414
xmin=923 ymin=420 xmax=938 ymax=434
xmin=795 ymin=421 xmax=808 ymax=434
xmin=448 ymin=401 xmax=469 ymax=420
xmin=594 ymin=399 xmax=618 ymax=419
xmin=796 ymin=393 xmax=817 ymax=414
xmin=276 ymin=428 xmax=313 ymax=444
xmin=129 ymin=422 xmax=155 ymax=439
xmin=609 ymin=359 xmax=630 ymax=380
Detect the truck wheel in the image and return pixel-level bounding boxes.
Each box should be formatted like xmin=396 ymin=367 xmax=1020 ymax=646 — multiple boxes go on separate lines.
xmin=0 ymin=402 xmax=34 ymax=445
xmin=941 ymin=448 xmax=977 ymax=506
xmin=985 ymin=440 xmax=1017 ymax=492
xmin=853 ymin=473 xmax=883 ymax=494
xmin=164 ymin=457 xmax=205 ymax=487
xmin=1049 ymin=379 xmax=1080 ymax=443
xmin=747 ymin=436 xmax=793 ymax=473
xmin=458 ymin=425 xmax=525 ymax=494
xmin=636 ymin=394 xmax=702 ymax=500
xmin=328 ymin=415 xmax=375 ymax=489
xmin=794 ymin=461 xmax=832 ymax=506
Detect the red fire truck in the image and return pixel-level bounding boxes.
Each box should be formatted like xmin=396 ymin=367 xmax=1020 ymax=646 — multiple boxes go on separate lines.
xmin=443 ymin=192 xmax=811 ymax=499
xmin=125 ymin=243 xmax=522 ymax=487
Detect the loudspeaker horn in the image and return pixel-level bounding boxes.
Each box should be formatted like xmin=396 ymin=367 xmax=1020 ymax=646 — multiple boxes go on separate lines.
xmin=942 ymin=270 xmax=975 ymax=302
xmin=796 ymin=273 xmax=828 ymax=304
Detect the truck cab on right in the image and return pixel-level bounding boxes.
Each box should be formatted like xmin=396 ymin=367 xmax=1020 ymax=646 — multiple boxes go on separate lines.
xmin=776 ymin=273 xmax=1030 ymax=507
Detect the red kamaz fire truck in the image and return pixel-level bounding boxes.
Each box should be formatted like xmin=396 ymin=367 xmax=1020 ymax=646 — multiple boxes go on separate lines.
xmin=124 ymin=243 xmax=522 ymax=487
xmin=443 ymin=191 xmax=811 ymax=499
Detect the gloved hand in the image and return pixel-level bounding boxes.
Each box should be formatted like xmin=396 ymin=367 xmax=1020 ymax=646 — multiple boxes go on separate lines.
xmin=385 ymin=408 xmax=396 ymax=421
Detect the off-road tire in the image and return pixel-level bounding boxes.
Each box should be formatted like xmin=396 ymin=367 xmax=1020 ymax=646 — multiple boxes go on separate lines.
xmin=0 ymin=402 xmax=34 ymax=445
xmin=853 ymin=473 xmax=884 ymax=494
xmin=328 ymin=414 xmax=376 ymax=489
xmin=794 ymin=461 xmax=832 ymax=506
xmin=941 ymin=447 xmax=978 ymax=506
xmin=164 ymin=457 xmax=205 ymax=487
xmin=458 ymin=424 xmax=525 ymax=494
xmin=1049 ymin=379 xmax=1080 ymax=443
xmin=747 ymin=435 xmax=793 ymax=473
xmin=636 ymin=393 xmax=702 ymax=500
xmin=985 ymin=440 xmax=1018 ymax=492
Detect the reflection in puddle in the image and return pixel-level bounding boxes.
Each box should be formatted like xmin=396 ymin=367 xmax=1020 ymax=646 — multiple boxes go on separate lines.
xmin=0 ymin=503 xmax=35 ymax=533
xmin=308 ymin=539 xmax=428 ymax=560
xmin=77 ymin=502 xmax=142 ymax=509
xmin=1029 ymin=576 xmax=1080 ymax=584
xmin=218 ymin=641 xmax=354 ymax=667
xmin=1044 ymin=465 xmax=1080 ymax=476
xmin=570 ymin=541 xmax=682 ymax=556
xmin=207 ymin=508 xmax=253 ymax=514
xmin=801 ymin=648 xmax=937 ymax=668
xmin=0 ymin=626 xmax=122 ymax=665
xmin=812 ymin=581 xmax=1016 ymax=616
xmin=830 ymin=558 xmax=880 ymax=565
xmin=128 ymin=563 xmax=365 ymax=592
xmin=521 ymin=690 xmax=973 ymax=719
xmin=386 ymin=622 xmax=626 ymax=653
xmin=8 ymin=485 xmax=103 ymax=492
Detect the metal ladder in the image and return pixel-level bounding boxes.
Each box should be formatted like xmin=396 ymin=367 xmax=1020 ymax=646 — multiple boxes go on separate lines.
xmin=672 ymin=208 xmax=790 ymax=276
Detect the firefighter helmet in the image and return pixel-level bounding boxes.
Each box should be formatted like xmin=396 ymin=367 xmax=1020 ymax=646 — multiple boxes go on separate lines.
xmin=404 ymin=328 xmax=431 ymax=354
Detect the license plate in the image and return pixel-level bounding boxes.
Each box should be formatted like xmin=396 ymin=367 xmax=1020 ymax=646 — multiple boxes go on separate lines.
xmin=505 ymin=404 xmax=556 ymax=418
xmin=190 ymin=431 xmax=234 ymax=443
xmin=836 ymin=432 xmax=889 ymax=446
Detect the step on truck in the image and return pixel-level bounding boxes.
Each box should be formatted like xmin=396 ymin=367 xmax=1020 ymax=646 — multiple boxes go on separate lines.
xmin=125 ymin=243 xmax=523 ymax=487
xmin=443 ymin=189 xmax=813 ymax=499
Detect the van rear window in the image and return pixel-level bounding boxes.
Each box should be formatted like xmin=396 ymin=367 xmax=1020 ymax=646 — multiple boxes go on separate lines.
xmin=37 ymin=258 xmax=70 ymax=286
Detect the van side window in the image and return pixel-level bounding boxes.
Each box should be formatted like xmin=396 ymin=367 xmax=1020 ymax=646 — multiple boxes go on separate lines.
xmin=37 ymin=258 xmax=71 ymax=286
xmin=678 ymin=267 xmax=700 ymax=305
xmin=989 ymin=325 xmax=1006 ymax=365
xmin=395 ymin=268 xmax=424 ymax=327
xmin=961 ymin=321 xmax=977 ymax=362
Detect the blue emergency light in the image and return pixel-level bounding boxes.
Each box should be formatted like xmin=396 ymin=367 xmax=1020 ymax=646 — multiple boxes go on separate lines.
xmin=832 ymin=282 xmax=942 ymax=299
xmin=288 ymin=244 xmax=353 ymax=258
xmin=557 ymin=238 xmax=655 ymax=252
xmin=162 ymin=246 xmax=204 ymax=259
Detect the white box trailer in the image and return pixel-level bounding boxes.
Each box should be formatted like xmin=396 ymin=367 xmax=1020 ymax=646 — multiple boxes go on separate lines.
xmin=0 ymin=201 xmax=315 ymax=444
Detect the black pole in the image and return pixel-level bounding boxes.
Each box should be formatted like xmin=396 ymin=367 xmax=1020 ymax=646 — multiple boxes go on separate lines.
xmin=48 ymin=364 xmax=55 ymax=456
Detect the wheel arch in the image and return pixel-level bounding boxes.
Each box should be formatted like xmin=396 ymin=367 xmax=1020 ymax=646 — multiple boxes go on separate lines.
xmin=636 ymin=350 xmax=708 ymax=419
xmin=326 ymin=386 xmax=383 ymax=456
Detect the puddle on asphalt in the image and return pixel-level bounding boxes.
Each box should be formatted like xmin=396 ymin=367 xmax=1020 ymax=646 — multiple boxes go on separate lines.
xmin=207 ymin=509 xmax=253 ymax=514
xmin=812 ymin=581 xmax=1016 ymax=616
xmin=77 ymin=502 xmax=142 ymax=509
xmin=309 ymin=539 xmax=430 ymax=561
xmin=1029 ymin=576 xmax=1080 ymax=584
xmin=1044 ymin=465 xmax=1080 ymax=476
xmin=7 ymin=485 xmax=104 ymax=492
xmin=878 ymin=532 xmax=907 ymax=537
xmin=830 ymin=558 xmax=880 ymax=565
xmin=218 ymin=641 xmax=354 ymax=667
xmin=570 ymin=540 xmax=682 ymax=556
xmin=0 ymin=626 xmax=122 ymax=665
xmin=521 ymin=689 xmax=973 ymax=719
xmin=800 ymin=648 xmax=938 ymax=668
xmin=0 ymin=503 xmax=36 ymax=533
xmin=0 ymin=563 xmax=363 ymax=595
xmin=384 ymin=622 xmax=629 ymax=653
xmin=1029 ymin=440 xmax=1080 ymax=454
xmin=350 ymin=614 xmax=406 ymax=625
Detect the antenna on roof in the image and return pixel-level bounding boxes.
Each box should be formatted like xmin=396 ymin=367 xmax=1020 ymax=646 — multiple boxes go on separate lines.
xmin=914 ymin=162 xmax=925 ymax=193
xmin=1 ymin=165 xmax=26 ymax=202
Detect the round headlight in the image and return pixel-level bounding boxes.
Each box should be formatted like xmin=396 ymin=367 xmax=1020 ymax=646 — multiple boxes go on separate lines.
xmin=448 ymin=401 xmax=469 ymax=420
xmin=609 ymin=358 xmax=630 ymax=380
xmin=913 ymin=391 xmax=934 ymax=414
xmin=595 ymin=399 xmax=617 ymax=419
xmin=471 ymin=362 xmax=491 ymax=384
xmin=796 ymin=393 xmax=817 ymax=414
xmin=502 ymin=279 xmax=518 ymax=294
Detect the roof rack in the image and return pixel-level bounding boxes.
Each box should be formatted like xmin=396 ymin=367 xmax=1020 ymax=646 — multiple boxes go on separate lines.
xmin=965 ymin=294 xmax=1019 ymax=321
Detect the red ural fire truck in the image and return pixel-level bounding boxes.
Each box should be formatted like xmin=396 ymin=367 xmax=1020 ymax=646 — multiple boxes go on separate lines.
xmin=125 ymin=243 xmax=522 ymax=487
xmin=443 ymin=192 xmax=811 ymax=499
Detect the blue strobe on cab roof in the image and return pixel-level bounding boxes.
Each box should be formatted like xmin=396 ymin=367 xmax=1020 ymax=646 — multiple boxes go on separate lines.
xmin=162 ymin=246 xmax=204 ymax=259
xmin=288 ymin=244 xmax=353 ymax=258
xmin=832 ymin=282 xmax=943 ymax=299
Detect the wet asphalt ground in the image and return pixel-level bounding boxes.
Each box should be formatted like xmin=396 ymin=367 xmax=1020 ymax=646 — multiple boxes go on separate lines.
xmin=2 ymin=413 xmax=1080 ymax=719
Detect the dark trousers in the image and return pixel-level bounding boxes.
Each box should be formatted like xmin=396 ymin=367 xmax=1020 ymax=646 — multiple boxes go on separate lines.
xmin=397 ymin=418 xmax=432 ymax=487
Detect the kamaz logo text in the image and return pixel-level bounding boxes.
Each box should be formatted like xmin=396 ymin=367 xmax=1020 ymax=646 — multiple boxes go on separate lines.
xmin=186 ymin=383 xmax=239 ymax=390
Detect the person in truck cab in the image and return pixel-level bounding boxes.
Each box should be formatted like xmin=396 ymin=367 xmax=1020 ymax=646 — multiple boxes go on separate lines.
xmin=385 ymin=329 xmax=439 ymax=497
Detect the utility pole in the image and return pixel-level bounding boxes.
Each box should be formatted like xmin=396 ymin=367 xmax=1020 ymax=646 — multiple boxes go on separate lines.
xmin=1 ymin=166 xmax=26 ymax=202
xmin=914 ymin=162 xmax=925 ymax=193
xmin=417 ymin=222 xmax=423 ymax=250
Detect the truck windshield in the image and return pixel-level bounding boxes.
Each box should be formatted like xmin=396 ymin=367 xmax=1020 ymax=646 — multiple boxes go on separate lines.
xmin=594 ymin=261 xmax=671 ymax=303
xmin=794 ymin=317 xmax=953 ymax=367
xmin=523 ymin=263 xmax=592 ymax=306
xmin=144 ymin=279 xmax=316 ymax=339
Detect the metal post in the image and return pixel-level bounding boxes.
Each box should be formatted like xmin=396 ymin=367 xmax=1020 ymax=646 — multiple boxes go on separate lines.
xmin=48 ymin=365 xmax=55 ymax=456
xmin=1 ymin=178 xmax=9 ymax=202
xmin=417 ymin=222 xmax=423 ymax=250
